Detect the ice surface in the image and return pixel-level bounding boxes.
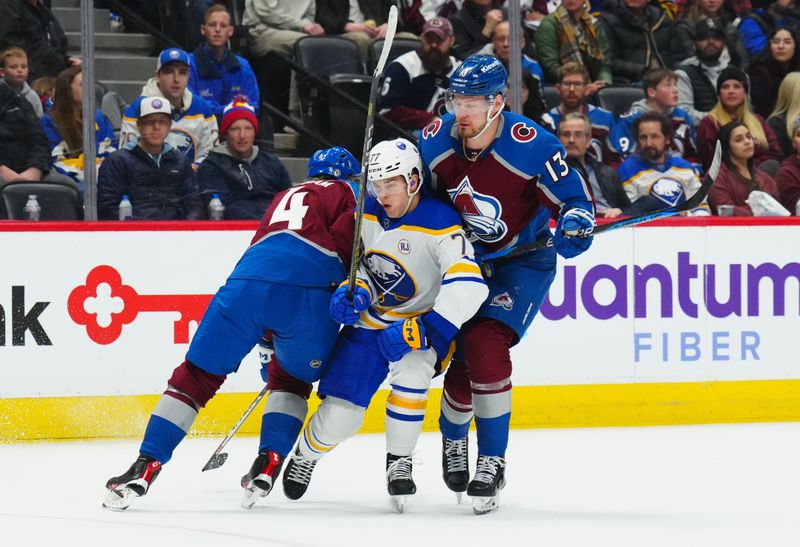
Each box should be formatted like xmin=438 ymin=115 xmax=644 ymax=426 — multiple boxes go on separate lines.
xmin=1 ymin=424 xmax=799 ymax=546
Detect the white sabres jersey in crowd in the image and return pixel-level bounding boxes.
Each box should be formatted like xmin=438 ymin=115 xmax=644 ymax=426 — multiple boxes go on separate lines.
xmin=354 ymin=193 xmax=488 ymax=338
xmin=619 ymin=153 xmax=710 ymax=214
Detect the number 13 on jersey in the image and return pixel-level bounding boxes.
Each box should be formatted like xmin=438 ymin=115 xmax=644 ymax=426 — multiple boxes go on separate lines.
xmin=544 ymin=150 xmax=569 ymax=182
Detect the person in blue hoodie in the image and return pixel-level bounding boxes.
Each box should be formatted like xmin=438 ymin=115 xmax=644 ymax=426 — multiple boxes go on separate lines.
xmin=197 ymin=100 xmax=290 ymax=219
xmin=188 ymin=4 xmax=260 ymax=119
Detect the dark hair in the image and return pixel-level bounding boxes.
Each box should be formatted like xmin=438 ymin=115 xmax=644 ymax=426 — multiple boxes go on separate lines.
xmin=51 ymin=65 xmax=83 ymax=153
xmin=718 ymin=120 xmax=758 ymax=187
xmin=633 ymin=111 xmax=672 ymax=139
xmin=642 ymin=68 xmax=677 ymax=94
xmin=759 ymin=25 xmax=800 ymax=69
xmin=520 ymin=69 xmax=547 ymax=125
xmin=559 ymin=62 xmax=590 ymax=85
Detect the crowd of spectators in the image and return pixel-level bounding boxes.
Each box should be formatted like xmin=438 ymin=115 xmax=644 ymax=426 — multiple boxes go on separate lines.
xmin=2 ymin=0 xmax=800 ymax=218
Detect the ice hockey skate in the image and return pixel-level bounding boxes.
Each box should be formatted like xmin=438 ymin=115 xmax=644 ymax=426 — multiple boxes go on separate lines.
xmin=386 ymin=453 xmax=416 ymax=513
xmin=103 ymin=455 xmax=162 ymax=511
xmin=240 ymin=450 xmax=283 ymax=509
xmin=282 ymin=449 xmax=318 ymax=500
xmin=468 ymin=455 xmax=506 ymax=515
xmin=442 ymin=436 xmax=469 ymax=503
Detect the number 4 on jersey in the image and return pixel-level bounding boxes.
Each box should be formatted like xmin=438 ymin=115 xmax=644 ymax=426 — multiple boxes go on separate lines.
xmin=269 ymin=188 xmax=309 ymax=229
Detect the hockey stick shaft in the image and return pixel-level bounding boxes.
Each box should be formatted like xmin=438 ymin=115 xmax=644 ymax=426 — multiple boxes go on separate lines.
xmin=487 ymin=142 xmax=722 ymax=263
xmin=201 ymin=384 xmax=268 ymax=472
xmin=347 ymin=5 xmax=399 ymax=297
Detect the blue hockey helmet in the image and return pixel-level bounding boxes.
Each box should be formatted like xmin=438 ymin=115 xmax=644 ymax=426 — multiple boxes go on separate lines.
xmin=448 ymin=54 xmax=508 ymax=100
xmin=307 ymin=146 xmax=361 ymax=180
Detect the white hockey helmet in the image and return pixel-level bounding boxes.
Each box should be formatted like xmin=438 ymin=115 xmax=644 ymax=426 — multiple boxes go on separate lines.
xmin=367 ymin=138 xmax=423 ymax=195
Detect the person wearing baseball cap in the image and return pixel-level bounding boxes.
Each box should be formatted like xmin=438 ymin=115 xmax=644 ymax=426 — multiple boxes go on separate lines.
xmin=120 ymin=47 xmax=218 ymax=167
xmin=377 ymin=16 xmax=457 ymax=130
xmin=197 ymin=100 xmax=291 ymax=219
xmin=98 ymin=95 xmax=203 ymax=221
xmin=674 ymin=18 xmax=733 ymax=125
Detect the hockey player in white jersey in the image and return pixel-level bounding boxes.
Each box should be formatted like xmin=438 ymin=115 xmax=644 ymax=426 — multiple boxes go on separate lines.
xmin=279 ymin=138 xmax=488 ymax=512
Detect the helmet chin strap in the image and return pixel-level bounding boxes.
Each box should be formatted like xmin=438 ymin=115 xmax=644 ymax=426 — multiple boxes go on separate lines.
xmin=397 ymin=177 xmax=421 ymax=218
xmin=467 ymin=98 xmax=505 ymax=143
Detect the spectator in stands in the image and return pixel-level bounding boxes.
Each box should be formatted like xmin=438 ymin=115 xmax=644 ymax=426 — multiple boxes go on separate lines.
xmin=675 ymin=19 xmax=731 ymax=125
xmin=31 ymin=75 xmax=54 ymax=114
xmin=1 ymin=47 xmax=42 ymax=117
xmin=697 ymin=66 xmax=782 ymax=172
xmin=619 ymin=111 xmax=710 ymax=215
xmin=242 ymin=0 xmax=324 ymax=59
xmin=612 ymin=68 xmax=698 ymax=166
xmin=0 ymin=0 xmax=79 ymax=81
xmin=599 ymin=0 xmax=675 ymax=84
xmin=0 ymin=79 xmax=50 ymax=183
xmin=316 ymin=0 xmax=416 ymax=61
xmin=535 ymin=0 xmax=612 ymax=86
xmin=708 ymin=120 xmax=782 ymax=214
xmin=767 ymin=72 xmax=800 ymax=157
xmin=378 ymin=16 xmax=457 ymax=131
xmin=41 ymin=66 xmax=116 ymax=194
xmin=739 ymin=0 xmax=799 ymax=58
xmin=449 ymin=0 xmax=505 ymax=60
xmin=673 ymin=1 xmax=748 ymax=69
xmin=188 ymin=5 xmax=260 ymax=119
xmin=121 ymin=48 xmax=218 ymax=167
xmin=98 ymin=97 xmax=202 ymax=221
xmin=547 ymin=62 xmax=615 ymax=162
xmin=748 ymin=27 xmax=800 ymax=118
xmin=512 ymin=68 xmax=556 ymax=132
xmin=774 ymin=116 xmax=800 ymax=212
xmin=559 ymin=112 xmax=630 ymax=218
xmin=479 ymin=20 xmax=544 ymax=90
xmin=197 ymin=100 xmax=291 ymax=219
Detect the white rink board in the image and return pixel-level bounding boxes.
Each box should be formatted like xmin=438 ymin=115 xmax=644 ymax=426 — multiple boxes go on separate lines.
xmin=0 ymin=223 xmax=798 ymax=398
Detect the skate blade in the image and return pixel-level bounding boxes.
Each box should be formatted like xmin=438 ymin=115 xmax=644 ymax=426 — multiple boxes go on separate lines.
xmin=102 ymin=487 xmax=138 ymax=511
xmin=455 ymin=491 xmax=463 ymax=504
xmin=241 ymin=483 xmax=270 ymax=510
xmin=391 ymin=495 xmax=408 ymax=513
xmin=472 ymin=494 xmax=499 ymax=515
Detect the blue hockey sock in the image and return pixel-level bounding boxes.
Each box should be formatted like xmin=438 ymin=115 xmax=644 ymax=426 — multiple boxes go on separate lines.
xmin=474 ymin=413 xmax=511 ymax=457
xmin=258 ymin=392 xmax=308 ymax=457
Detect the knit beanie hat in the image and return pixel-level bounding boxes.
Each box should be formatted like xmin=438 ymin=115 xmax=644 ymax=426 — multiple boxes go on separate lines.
xmin=716 ymin=66 xmax=749 ymax=96
xmin=220 ymin=99 xmax=259 ymax=136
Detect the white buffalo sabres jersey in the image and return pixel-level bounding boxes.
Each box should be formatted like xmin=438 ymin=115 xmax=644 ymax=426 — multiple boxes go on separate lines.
xmin=355 ymin=193 xmax=488 ymax=346
xmin=618 ymin=154 xmax=710 ymax=214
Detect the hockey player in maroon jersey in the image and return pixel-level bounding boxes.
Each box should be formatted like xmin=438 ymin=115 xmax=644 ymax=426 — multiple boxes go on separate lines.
xmin=420 ymin=54 xmax=596 ymax=514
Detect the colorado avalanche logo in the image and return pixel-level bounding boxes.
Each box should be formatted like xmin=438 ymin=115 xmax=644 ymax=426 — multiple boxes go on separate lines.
xmin=365 ymin=251 xmax=416 ymax=307
xmin=490 ymin=292 xmax=514 ymax=311
xmin=447 ymin=176 xmax=507 ymax=243
xmin=650 ymin=177 xmax=686 ymax=207
xmin=423 ymin=119 xmax=442 ymax=139
xmin=510 ymin=122 xmax=537 ymax=143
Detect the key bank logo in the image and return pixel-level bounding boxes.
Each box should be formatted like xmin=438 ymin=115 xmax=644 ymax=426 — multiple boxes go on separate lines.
xmin=68 ymin=265 xmax=212 ymax=345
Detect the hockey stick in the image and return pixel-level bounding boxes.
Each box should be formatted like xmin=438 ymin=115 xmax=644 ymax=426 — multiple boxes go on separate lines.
xmin=201 ymin=384 xmax=268 ymax=472
xmin=347 ymin=5 xmax=399 ymax=297
xmin=484 ymin=141 xmax=722 ymax=266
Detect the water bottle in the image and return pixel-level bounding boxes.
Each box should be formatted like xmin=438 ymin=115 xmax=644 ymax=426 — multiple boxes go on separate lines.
xmin=118 ymin=195 xmax=132 ymax=221
xmin=208 ymin=194 xmax=225 ymax=220
xmin=23 ymin=195 xmax=41 ymax=221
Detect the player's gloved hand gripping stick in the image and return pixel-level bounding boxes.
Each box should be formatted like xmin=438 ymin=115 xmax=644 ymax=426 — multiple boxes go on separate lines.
xmin=480 ymin=142 xmax=722 ymax=276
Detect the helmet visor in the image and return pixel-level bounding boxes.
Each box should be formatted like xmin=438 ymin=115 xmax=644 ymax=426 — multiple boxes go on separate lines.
xmin=445 ymin=90 xmax=493 ymax=116
xmin=368 ymin=178 xmax=408 ymax=198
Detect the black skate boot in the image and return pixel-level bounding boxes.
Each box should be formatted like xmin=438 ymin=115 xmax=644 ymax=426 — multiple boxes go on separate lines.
xmin=103 ymin=455 xmax=162 ymax=511
xmin=241 ymin=450 xmax=284 ymax=509
xmin=442 ymin=436 xmax=469 ymax=503
xmin=282 ymin=449 xmax=318 ymax=501
xmin=467 ymin=455 xmax=506 ymax=515
xmin=387 ymin=453 xmax=416 ymax=513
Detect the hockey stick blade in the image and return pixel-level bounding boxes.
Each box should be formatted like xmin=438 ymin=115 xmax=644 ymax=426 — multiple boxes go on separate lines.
xmin=201 ymin=384 xmax=268 ymax=472
xmin=347 ymin=5 xmax=399 ymax=297
xmin=486 ymin=141 xmax=722 ymax=263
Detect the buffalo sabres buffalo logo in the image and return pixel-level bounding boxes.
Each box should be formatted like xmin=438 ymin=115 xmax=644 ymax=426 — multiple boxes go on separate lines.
xmin=490 ymin=292 xmax=514 ymax=311
xmin=166 ymin=129 xmax=198 ymax=162
xmin=364 ymin=251 xmax=416 ymax=307
xmin=649 ymin=177 xmax=686 ymax=207
xmin=447 ymin=175 xmax=507 ymax=242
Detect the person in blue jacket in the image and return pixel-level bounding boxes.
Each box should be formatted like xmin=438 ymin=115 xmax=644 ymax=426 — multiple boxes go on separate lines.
xmin=197 ymin=100 xmax=291 ymax=219
xmin=188 ymin=4 xmax=260 ymax=118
